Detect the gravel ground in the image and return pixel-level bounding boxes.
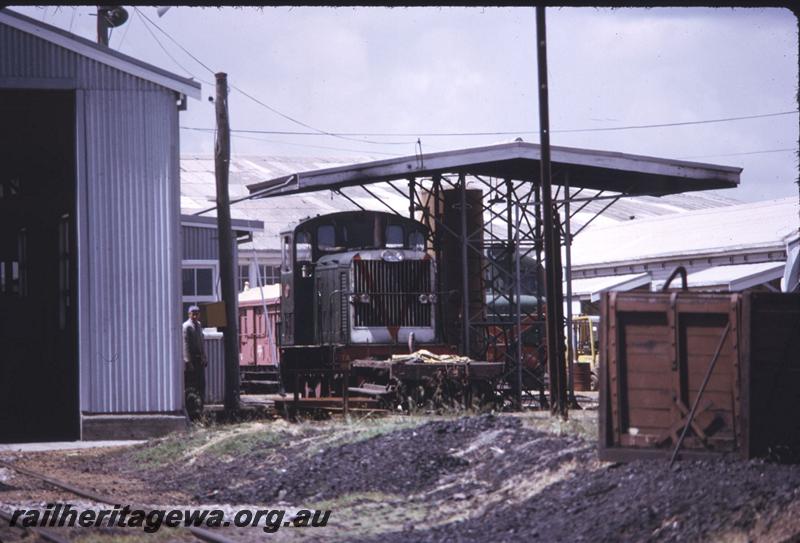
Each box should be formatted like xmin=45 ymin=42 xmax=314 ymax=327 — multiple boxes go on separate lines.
xmin=3 ymin=411 xmax=799 ymax=542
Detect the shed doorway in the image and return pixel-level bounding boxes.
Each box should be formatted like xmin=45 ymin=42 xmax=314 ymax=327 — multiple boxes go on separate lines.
xmin=0 ymin=89 xmax=79 ymax=442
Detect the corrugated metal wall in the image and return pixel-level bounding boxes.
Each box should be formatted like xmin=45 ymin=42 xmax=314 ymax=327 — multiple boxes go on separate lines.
xmin=203 ymin=332 xmax=225 ymax=404
xmin=2 ymin=22 xmax=184 ymax=414
xmin=182 ymin=225 xmax=219 ymax=261
xmin=80 ymin=89 xmax=182 ymax=413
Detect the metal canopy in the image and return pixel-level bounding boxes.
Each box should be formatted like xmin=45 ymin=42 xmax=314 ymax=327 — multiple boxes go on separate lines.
xmin=246 ymin=141 xmax=740 ymax=198
xmin=242 ymin=140 xmax=742 ymax=411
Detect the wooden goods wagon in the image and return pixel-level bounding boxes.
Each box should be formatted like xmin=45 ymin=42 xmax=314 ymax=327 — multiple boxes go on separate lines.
xmin=599 ymin=288 xmax=800 ymax=462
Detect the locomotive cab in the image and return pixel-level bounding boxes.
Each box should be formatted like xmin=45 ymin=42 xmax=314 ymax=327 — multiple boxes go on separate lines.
xmin=280 ymin=211 xmax=438 ymax=367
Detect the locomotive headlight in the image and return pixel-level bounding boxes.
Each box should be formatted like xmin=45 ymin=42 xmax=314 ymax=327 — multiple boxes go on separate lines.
xmin=428 ymin=293 xmax=437 ymax=303
xmin=381 ymin=249 xmax=404 ymax=262
xmin=418 ymin=294 xmax=428 ymax=304
xmin=358 ymin=293 xmax=371 ymax=303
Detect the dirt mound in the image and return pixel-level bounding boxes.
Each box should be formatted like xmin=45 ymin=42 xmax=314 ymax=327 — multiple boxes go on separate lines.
xmin=357 ymin=453 xmax=800 ymax=543
xmin=155 ymin=414 xmax=554 ymax=504
xmin=6 ymin=412 xmax=800 ymax=542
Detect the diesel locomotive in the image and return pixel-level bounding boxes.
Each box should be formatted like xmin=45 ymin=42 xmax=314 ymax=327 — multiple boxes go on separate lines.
xmin=241 ymin=209 xmax=506 ymax=407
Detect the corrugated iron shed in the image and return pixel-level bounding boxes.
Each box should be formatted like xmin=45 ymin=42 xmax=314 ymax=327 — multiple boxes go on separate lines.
xmin=1 ymin=8 xmax=200 ymax=440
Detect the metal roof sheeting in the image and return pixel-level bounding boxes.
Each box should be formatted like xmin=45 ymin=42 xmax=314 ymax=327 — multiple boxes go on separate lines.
xmin=570 ymin=197 xmax=799 ymax=269
xmin=680 ymin=262 xmax=785 ymax=291
xmin=246 ymin=141 xmax=742 ymax=197
xmin=568 ymin=272 xmax=651 ymax=302
xmin=180 ymin=155 xmax=741 ymax=254
xmin=0 ymin=8 xmax=201 ymax=97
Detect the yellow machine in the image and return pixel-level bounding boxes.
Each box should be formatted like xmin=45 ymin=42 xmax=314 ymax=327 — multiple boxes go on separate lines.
xmin=570 ymin=315 xmax=600 ymax=390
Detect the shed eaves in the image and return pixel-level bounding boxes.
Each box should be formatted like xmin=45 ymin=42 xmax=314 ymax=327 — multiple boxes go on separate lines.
xmin=0 ymin=8 xmax=201 ymax=98
xmin=246 ymin=141 xmax=741 ymax=197
xmin=570 ymin=197 xmax=799 ymax=268
xmin=181 ymin=155 xmax=743 ymax=253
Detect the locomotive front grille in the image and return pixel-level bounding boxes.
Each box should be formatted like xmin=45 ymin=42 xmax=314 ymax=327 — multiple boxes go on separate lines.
xmin=352 ymin=259 xmax=432 ymax=327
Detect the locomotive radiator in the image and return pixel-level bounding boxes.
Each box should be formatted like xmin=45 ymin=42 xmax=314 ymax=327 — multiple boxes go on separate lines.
xmin=352 ymin=259 xmax=432 ymax=327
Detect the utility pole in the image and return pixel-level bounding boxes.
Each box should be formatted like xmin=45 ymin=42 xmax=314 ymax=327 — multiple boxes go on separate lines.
xmin=536 ymin=6 xmax=568 ymax=419
xmin=96 ymin=6 xmax=110 ymax=46
xmin=214 ymin=72 xmax=240 ymax=412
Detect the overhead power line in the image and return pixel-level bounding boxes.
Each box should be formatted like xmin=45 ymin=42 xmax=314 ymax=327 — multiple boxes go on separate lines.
xmin=134 ymin=7 xmax=413 ymax=147
xmin=180 ymin=110 xmax=798 ymax=138
xmin=134 ymin=7 xmax=216 ymax=76
xmin=228 ymin=133 xmax=405 ymax=157
xmin=135 ymin=9 xmax=204 ymax=82
xmin=677 ymin=148 xmax=798 ymax=160
xmin=228 ymin=85 xmax=413 ymax=146
xmin=554 ymin=110 xmax=798 ymax=133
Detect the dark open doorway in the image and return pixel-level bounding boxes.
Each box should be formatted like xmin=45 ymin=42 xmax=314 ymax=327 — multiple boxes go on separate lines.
xmin=0 ymin=89 xmax=79 ymax=442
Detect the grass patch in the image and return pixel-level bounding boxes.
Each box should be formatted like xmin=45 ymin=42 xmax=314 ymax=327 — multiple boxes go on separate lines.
xmin=300 ymin=415 xmax=435 ymax=457
xmin=132 ymin=431 xmax=211 ymax=468
xmin=518 ymin=410 xmax=598 ymax=441
xmin=204 ymin=429 xmax=282 ymax=458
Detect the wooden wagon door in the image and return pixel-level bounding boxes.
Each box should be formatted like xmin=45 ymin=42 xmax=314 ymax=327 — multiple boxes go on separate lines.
xmin=603 ymin=293 xmax=740 ymax=455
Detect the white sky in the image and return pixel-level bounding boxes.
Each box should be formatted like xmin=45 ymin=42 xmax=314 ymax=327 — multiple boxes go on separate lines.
xmin=12 ymin=5 xmax=799 ymax=202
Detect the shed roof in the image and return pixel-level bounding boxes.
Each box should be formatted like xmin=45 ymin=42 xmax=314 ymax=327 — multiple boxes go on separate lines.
xmin=180 ymin=214 xmax=263 ymax=233
xmin=246 ymin=141 xmax=741 ymax=198
xmin=653 ymin=262 xmax=786 ymax=292
xmin=571 ymin=197 xmax=799 ymax=269
xmin=568 ymin=272 xmax=651 ymax=302
xmin=181 ymin=155 xmax=741 ymax=253
xmin=0 ymin=8 xmax=201 ymax=98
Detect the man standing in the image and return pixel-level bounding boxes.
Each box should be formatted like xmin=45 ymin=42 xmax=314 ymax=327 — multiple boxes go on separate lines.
xmin=183 ymin=305 xmax=207 ymax=419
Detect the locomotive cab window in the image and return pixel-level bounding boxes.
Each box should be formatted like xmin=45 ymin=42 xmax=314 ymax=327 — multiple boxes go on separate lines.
xmin=408 ymin=229 xmax=425 ymax=251
xmin=296 ymin=231 xmax=312 ymax=262
xmin=281 ymin=235 xmax=293 ymax=272
xmin=386 ymin=224 xmax=404 ymax=248
xmin=316 ymin=225 xmax=337 ymax=251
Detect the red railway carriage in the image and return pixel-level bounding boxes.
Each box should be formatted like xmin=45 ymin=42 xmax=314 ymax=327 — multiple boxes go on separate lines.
xmin=238 ymin=285 xmax=280 ymax=366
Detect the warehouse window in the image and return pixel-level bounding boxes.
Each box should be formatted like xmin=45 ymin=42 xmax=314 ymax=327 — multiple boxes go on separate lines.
xmin=182 ymin=260 xmax=218 ymax=319
xmin=238 ymin=264 xmax=250 ymax=291
xmin=258 ymin=264 xmax=281 ymax=286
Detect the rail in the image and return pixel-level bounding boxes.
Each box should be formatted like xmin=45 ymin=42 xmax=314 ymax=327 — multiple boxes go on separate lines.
xmin=0 ymin=459 xmax=240 ymax=543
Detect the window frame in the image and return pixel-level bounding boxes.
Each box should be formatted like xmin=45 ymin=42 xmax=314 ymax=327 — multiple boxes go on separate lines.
xmin=181 ymin=259 xmax=219 ymax=311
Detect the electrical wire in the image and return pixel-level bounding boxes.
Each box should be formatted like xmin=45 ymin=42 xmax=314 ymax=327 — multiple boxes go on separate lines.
xmin=228 ymin=84 xmax=414 ymax=145
xmin=134 ymin=7 xmax=217 ymax=76
xmin=68 ymin=6 xmax=77 ymax=33
xmin=553 ymin=110 xmax=798 ymax=133
xmin=179 ymin=109 xmax=798 ymax=138
xmin=133 ymin=7 xmax=797 ymax=154
xmin=135 ymin=9 xmax=199 ymax=80
xmin=227 ymin=132 xmax=405 ymax=156
xmin=135 ymin=9 xmax=214 ymax=86
xmin=117 ymin=7 xmax=135 ymax=51
xmin=133 ymin=7 xmax=414 ymax=147
xmin=677 ymin=148 xmax=798 ymax=160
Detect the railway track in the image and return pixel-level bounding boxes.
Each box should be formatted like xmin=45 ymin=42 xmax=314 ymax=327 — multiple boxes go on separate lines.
xmin=0 ymin=507 xmax=73 ymax=543
xmin=0 ymin=459 xmax=239 ymax=543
